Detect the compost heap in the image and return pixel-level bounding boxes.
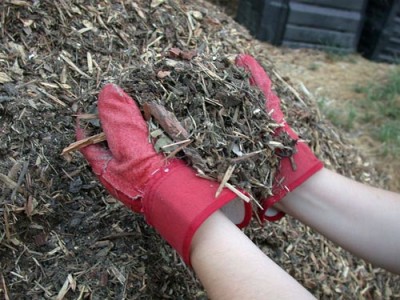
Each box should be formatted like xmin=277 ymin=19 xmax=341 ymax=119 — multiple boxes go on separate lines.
xmin=0 ymin=0 xmax=398 ymax=299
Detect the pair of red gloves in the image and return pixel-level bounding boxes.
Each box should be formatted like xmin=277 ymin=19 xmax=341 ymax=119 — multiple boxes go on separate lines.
xmin=77 ymin=55 xmax=323 ymax=265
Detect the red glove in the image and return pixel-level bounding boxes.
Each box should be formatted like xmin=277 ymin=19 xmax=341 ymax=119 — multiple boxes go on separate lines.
xmin=235 ymin=54 xmax=323 ymax=222
xmin=76 ymin=84 xmax=252 ymax=264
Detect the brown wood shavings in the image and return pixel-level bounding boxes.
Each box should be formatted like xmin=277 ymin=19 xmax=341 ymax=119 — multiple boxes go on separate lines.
xmin=132 ymin=55 xmax=295 ymax=203
xmin=0 ymin=0 xmax=398 ymax=299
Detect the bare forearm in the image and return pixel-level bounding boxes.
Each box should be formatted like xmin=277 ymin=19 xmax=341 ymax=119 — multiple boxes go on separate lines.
xmin=190 ymin=211 xmax=315 ymax=300
xmin=276 ymin=168 xmax=400 ymax=274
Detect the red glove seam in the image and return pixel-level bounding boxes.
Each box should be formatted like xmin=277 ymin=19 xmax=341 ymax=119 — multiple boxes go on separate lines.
xmin=143 ymin=160 xmax=252 ymax=264
xmin=142 ymin=159 xmax=185 ymax=226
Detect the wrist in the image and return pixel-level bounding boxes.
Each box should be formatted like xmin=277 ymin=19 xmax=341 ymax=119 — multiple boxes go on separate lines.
xmin=190 ymin=210 xmax=230 ymax=258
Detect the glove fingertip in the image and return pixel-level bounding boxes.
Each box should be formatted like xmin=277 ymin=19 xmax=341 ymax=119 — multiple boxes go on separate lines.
xmin=236 ymin=54 xmax=285 ymax=123
xmin=98 ymin=83 xmax=133 ymax=108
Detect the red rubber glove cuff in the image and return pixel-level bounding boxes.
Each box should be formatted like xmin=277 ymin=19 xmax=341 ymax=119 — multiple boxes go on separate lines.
xmin=263 ymin=132 xmax=324 ymax=221
xmin=143 ymin=160 xmax=251 ymax=264
xmin=236 ymin=54 xmax=323 ymax=222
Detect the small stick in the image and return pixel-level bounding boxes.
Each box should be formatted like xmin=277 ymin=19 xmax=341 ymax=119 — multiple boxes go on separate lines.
xmin=72 ymin=113 xmax=97 ymax=120
xmin=249 ymin=194 xmax=263 ymax=210
xmin=60 ymin=53 xmax=91 ymax=79
xmin=196 ymin=172 xmax=216 ymax=181
xmin=0 ymin=173 xmax=18 ymax=190
xmin=143 ymin=102 xmax=189 ymax=141
xmin=161 ymin=139 xmax=192 ymax=150
xmin=37 ymin=88 xmax=67 ymax=107
xmin=165 ymin=140 xmax=193 ymax=159
xmin=61 ymin=132 xmax=106 ymax=155
xmin=230 ymin=149 xmax=266 ymax=163
xmin=289 ymin=156 xmax=297 ymax=171
xmin=224 ymin=182 xmax=250 ymax=203
xmin=1 ymin=273 xmax=10 ymax=300
xmin=215 ymin=165 xmax=236 ymax=198
xmin=272 ymin=69 xmax=306 ymax=106
xmin=231 ymin=130 xmax=253 ymax=141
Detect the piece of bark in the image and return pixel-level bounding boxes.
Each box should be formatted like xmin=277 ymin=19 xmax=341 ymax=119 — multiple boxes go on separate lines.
xmin=143 ymin=101 xmax=189 ymax=141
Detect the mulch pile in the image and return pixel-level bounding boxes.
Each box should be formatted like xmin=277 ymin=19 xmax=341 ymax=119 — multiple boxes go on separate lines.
xmin=0 ymin=0 xmax=398 ymax=299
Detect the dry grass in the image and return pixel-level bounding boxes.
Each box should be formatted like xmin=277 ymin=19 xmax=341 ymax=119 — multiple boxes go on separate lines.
xmin=265 ymin=48 xmax=400 ymax=192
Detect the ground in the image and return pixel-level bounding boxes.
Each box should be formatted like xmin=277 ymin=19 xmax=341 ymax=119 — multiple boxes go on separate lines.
xmin=0 ymin=1 xmax=399 ymax=299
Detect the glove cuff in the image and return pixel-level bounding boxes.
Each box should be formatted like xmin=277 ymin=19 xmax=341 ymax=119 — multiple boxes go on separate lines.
xmin=261 ymin=141 xmax=323 ymax=222
xmin=143 ymin=160 xmax=252 ymax=265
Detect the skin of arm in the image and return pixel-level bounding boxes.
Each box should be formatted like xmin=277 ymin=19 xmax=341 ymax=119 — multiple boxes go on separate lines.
xmin=190 ymin=210 xmax=316 ymax=300
xmin=275 ymin=168 xmax=400 ymax=274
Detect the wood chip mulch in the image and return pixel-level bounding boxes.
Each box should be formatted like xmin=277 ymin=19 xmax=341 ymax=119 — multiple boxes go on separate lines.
xmin=0 ymin=0 xmax=398 ymax=299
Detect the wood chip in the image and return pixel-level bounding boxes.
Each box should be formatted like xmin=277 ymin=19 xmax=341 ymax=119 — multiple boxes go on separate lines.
xmin=61 ymin=132 xmax=106 ymax=156
xmin=59 ymin=53 xmax=91 ymax=79
xmin=215 ymin=165 xmax=235 ymax=197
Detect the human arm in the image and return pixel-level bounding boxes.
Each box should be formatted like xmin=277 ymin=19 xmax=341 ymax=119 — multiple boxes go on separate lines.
xmin=236 ymin=54 xmax=400 ymax=274
xmin=191 ymin=210 xmax=315 ymax=300
xmin=275 ymin=168 xmax=400 ymax=274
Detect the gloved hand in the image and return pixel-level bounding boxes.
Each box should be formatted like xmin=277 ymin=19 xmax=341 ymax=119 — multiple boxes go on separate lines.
xmin=76 ymin=84 xmax=252 ymax=264
xmin=235 ymin=54 xmax=323 ymax=222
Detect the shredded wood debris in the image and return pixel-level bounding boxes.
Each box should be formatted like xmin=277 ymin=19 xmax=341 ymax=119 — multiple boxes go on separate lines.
xmin=1 ymin=0 xmax=398 ymax=299
xmin=123 ymin=54 xmax=295 ymax=204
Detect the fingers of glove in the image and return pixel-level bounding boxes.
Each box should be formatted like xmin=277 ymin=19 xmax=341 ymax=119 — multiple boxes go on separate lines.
xmin=98 ymin=84 xmax=161 ymax=164
xmin=235 ymin=54 xmax=285 ymax=123
xmin=76 ymin=124 xmax=144 ymax=212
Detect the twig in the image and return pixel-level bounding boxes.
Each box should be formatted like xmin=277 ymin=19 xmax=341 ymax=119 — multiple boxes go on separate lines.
xmin=34 ymin=280 xmax=53 ymax=298
xmin=224 ymin=182 xmax=250 ymax=203
xmin=143 ymin=102 xmax=189 ymax=141
xmin=165 ymin=139 xmax=193 ymax=159
xmin=249 ymin=194 xmax=263 ymax=210
xmin=11 ymin=160 xmax=29 ymax=201
xmin=161 ymin=139 xmax=192 ymax=150
xmin=61 ymin=132 xmax=106 ymax=155
xmin=230 ymin=149 xmax=266 ymax=163
xmin=37 ymin=87 xmax=67 ymax=107
xmin=1 ymin=273 xmax=10 ymax=300
xmin=272 ymin=69 xmax=306 ymax=106
xmin=3 ymin=207 xmax=11 ymax=241
xmin=72 ymin=113 xmax=98 ymax=120
xmin=60 ymin=53 xmax=91 ymax=79
xmin=215 ymin=165 xmax=235 ymax=198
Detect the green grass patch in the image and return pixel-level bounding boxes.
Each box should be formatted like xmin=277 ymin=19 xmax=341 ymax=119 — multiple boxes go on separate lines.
xmin=360 ymin=68 xmax=400 ymax=156
xmin=355 ymin=68 xmax=400 ymax=154
xmin=320 ymin=67 xmax=400 ymax=156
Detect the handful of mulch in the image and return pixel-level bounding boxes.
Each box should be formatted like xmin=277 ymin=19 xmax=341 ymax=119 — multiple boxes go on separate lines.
xmin=64 ymin=51 xmax=296 ymax=206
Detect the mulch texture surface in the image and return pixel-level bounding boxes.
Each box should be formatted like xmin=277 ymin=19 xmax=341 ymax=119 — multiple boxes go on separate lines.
xmin=0 ymin=0 xmax=399 ymax=299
